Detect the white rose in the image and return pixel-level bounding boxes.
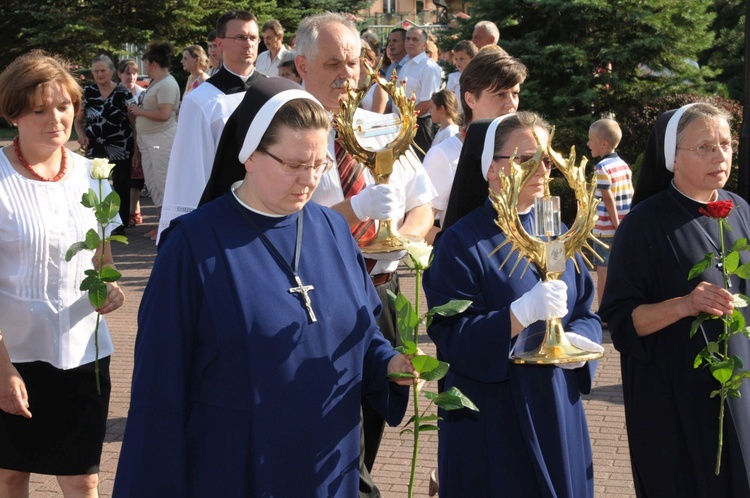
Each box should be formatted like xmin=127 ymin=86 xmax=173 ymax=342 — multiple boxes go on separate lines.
xmin=403 ymin=239 xmax=433 ymax=271
xmin=90 ymin=158 xmax=115 ymax=180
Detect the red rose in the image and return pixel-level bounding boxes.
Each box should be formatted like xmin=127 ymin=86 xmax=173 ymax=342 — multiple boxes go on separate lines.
xmin=699 ymin=200 xmax=734 ymax=219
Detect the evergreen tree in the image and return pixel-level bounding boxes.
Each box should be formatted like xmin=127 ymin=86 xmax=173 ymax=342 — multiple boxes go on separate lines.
xmin=470 ymin=0 xmax=719 ymax=152
xmin=701 ymin=0 xmax=746 ymax=102
xmin=0 ymin=0 xmax=279 ymax=70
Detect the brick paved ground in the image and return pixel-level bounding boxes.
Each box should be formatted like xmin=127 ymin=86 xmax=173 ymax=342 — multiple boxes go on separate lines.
xmin=23 ymin=198 xmax=635 ymax=497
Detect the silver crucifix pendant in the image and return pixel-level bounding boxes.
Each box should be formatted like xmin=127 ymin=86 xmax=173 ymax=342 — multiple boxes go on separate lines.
xmin=289 ymin=275 xmax=316 ymax=322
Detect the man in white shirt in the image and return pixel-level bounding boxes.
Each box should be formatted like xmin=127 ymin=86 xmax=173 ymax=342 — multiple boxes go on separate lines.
xmin=400 ymin=27 xmax=442 ymax=160
xmin=296 ymin=12 xmax=435 ymax=496
xmin=472 ymin=20 xmax=500 ymax=49
xmin=255 ymin=19 xmax=291 ymax=77
xmin=157 ymin=10 xmax=265 ymax=240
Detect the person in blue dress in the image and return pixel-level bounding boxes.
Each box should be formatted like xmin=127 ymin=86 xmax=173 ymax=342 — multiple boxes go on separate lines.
xmin=113 ymin=77 xmax=415 ymax=497
xmin=423 ymin=112 xmax=602 ymax=497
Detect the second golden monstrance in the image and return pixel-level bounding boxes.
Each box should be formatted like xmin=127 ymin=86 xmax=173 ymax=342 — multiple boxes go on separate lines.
xmin=490 ymin=128 xmax=606 ymax=365
xmin=334 ymin=62 xmax=418 ymax=253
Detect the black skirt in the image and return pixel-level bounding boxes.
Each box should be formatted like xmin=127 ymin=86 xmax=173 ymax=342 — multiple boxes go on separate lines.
xmin=0 ymin=357 xmax=111 ymax=475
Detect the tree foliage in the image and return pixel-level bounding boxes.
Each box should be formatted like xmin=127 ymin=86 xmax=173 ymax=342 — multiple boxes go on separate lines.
xmin=701 ymin=0 xmax=746 ymax=102
xmin=469 ymin=0 xmax=726 ymax=155
xmin=0 ymin=0 xmax=282 ymax=70
xmin=461 ymin=0 xmax=745 ymax=222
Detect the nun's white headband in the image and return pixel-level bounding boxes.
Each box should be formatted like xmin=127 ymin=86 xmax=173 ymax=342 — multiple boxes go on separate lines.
xmin=481 ymin=113 xmax=516 ymax=180
xmin=238 ymin=89 xmax=322 ymax=164
xmin=664 ymin=103 xmax=697 ymax=172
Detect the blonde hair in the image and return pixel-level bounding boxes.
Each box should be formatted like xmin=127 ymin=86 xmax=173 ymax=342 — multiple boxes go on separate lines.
xmin=184 ymin=45 xmax=210 ymax=72
xmin=589 ymin=118 xmax=622 ymax=148
xmin=425 ymin=40 xmax=439 ymax=60
xmin=478 ymin=45 xmax=508 ymax=56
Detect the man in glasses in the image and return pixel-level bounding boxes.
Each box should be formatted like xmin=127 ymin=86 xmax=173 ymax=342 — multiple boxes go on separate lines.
xmin=295 ymin=13 xmax=435 ymax=497
xmin=158 ymin=9 xmax=266 ymax=242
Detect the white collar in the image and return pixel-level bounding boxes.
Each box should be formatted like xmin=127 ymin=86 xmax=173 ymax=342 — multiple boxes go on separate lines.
xmin=407 ymin=52 xmax=427 ymax=64
xmin=224 ymin=65 xmax=256 ymax=82
xmin=231 ymin=181 xmax=286 ymax=217
xmin=671 ymin=180 xmax=717 ymax=204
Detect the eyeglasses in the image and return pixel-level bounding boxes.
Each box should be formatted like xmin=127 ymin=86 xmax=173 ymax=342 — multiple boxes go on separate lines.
xmin=678 ymin=141 xmax=738 ymax=159
xmin=223 ymin=35 xmax=260 ymax=45
xmin=493 ymin=154 xmax=555 ymax=170
xmin=260 ymin=149 xmax=335 ymax=177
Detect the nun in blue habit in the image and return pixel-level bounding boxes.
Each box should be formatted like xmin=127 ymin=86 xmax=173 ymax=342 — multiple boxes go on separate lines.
xmin=113 ymin=78 xmax=415 ymax=497
xmin=423 ymin=112 xmax=602 ymax=497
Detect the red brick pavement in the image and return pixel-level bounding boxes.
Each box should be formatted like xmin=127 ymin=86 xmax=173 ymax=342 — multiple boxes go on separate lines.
xmin=24 ymin=198 xmax=635 ymax=497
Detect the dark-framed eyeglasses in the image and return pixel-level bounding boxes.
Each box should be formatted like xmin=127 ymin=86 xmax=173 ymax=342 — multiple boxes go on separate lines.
xmin=493 ymin=154 xmax=555 ymax=170
xmin=222 ymin=34 xmax=260 ymax=45
xmin=678 ymin=140 xmax=738 ymax=159
xmin=260 ymin=149 xmax=335 ymax=177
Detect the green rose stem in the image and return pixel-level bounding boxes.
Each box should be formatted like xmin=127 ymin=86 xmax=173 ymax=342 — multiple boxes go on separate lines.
xmin=716 ymin=217 xmax=729 ymax=476
xmin=388 ymin=243 xmax=477 ymax=498
xmin=408 ymin=364 xmax=420 ymax=496
xmin=690 ymin=201 xmax=750 ymax=477
xmin=92 ymin=178 xmax=106 ymax=395
xmin=407 ymin=268 xmax=423 ymax=497
xmin=413 ymin=269 xmax=422 ymax=345
xmin=65 ymin=159 xmax=126 ymax=396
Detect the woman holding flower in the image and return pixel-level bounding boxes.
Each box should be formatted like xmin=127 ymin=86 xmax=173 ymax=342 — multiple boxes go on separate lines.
xmin=600 ymin=103 xmax=750 ymax=497
xmin=0 ymin=51 xmax=124 ymax=497
xmin=423 ymin=113 xmax=602 ymax=497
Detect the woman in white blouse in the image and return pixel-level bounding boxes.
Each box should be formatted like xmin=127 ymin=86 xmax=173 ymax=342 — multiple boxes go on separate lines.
xmin=0 ymin=51 xmax=124 ymax=497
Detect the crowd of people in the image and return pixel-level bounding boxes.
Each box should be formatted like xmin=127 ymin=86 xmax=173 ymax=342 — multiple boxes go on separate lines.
xmin=0 ymin=8 xmax=746 ymax=498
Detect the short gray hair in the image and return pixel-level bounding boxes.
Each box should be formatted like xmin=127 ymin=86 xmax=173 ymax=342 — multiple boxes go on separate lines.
xmin=407 ymin=27 xmax=427 ymax=43
xmin=475 ymin=21 xmax=500 ymax=44
xmin=296 ymin=12 xmax=357 ymax=61
xmin=92 ymin=54 xmax=115 ymax=72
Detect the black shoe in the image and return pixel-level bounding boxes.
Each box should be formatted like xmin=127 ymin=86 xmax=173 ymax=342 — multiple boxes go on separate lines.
xmin=112 ymin=226 xmax=126 ymax=237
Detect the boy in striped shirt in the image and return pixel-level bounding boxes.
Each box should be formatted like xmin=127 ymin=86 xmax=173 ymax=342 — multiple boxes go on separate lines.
xmin=588 ymin=118 xmax=633 ymax=314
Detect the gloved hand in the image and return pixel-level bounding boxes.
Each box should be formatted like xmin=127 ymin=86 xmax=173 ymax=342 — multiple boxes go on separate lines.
xmin=510 ymin=280 xmax=568 ymax=329
xmin=558 ymin=332 xmax=605 ymax=370
xmin=350 ymin=184 xmax=399 ymax=222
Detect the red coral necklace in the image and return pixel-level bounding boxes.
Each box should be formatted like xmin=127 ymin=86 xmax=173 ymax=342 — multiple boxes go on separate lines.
xmin=13 ymin=136 xmax=67 ymax=182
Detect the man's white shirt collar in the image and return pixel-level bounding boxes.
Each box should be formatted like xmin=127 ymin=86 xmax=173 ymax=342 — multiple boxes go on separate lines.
xmin=407 ymin=52 xmax=427 ymax=65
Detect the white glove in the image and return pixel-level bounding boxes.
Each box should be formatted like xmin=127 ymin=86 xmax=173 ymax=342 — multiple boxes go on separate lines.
xmin=558 ymin=332 xmax=605 ymax=370
xmin=510 ymin=280 xmax=568 ymax=329
xmin=350 ymin=184 xmax=399 ymax=222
